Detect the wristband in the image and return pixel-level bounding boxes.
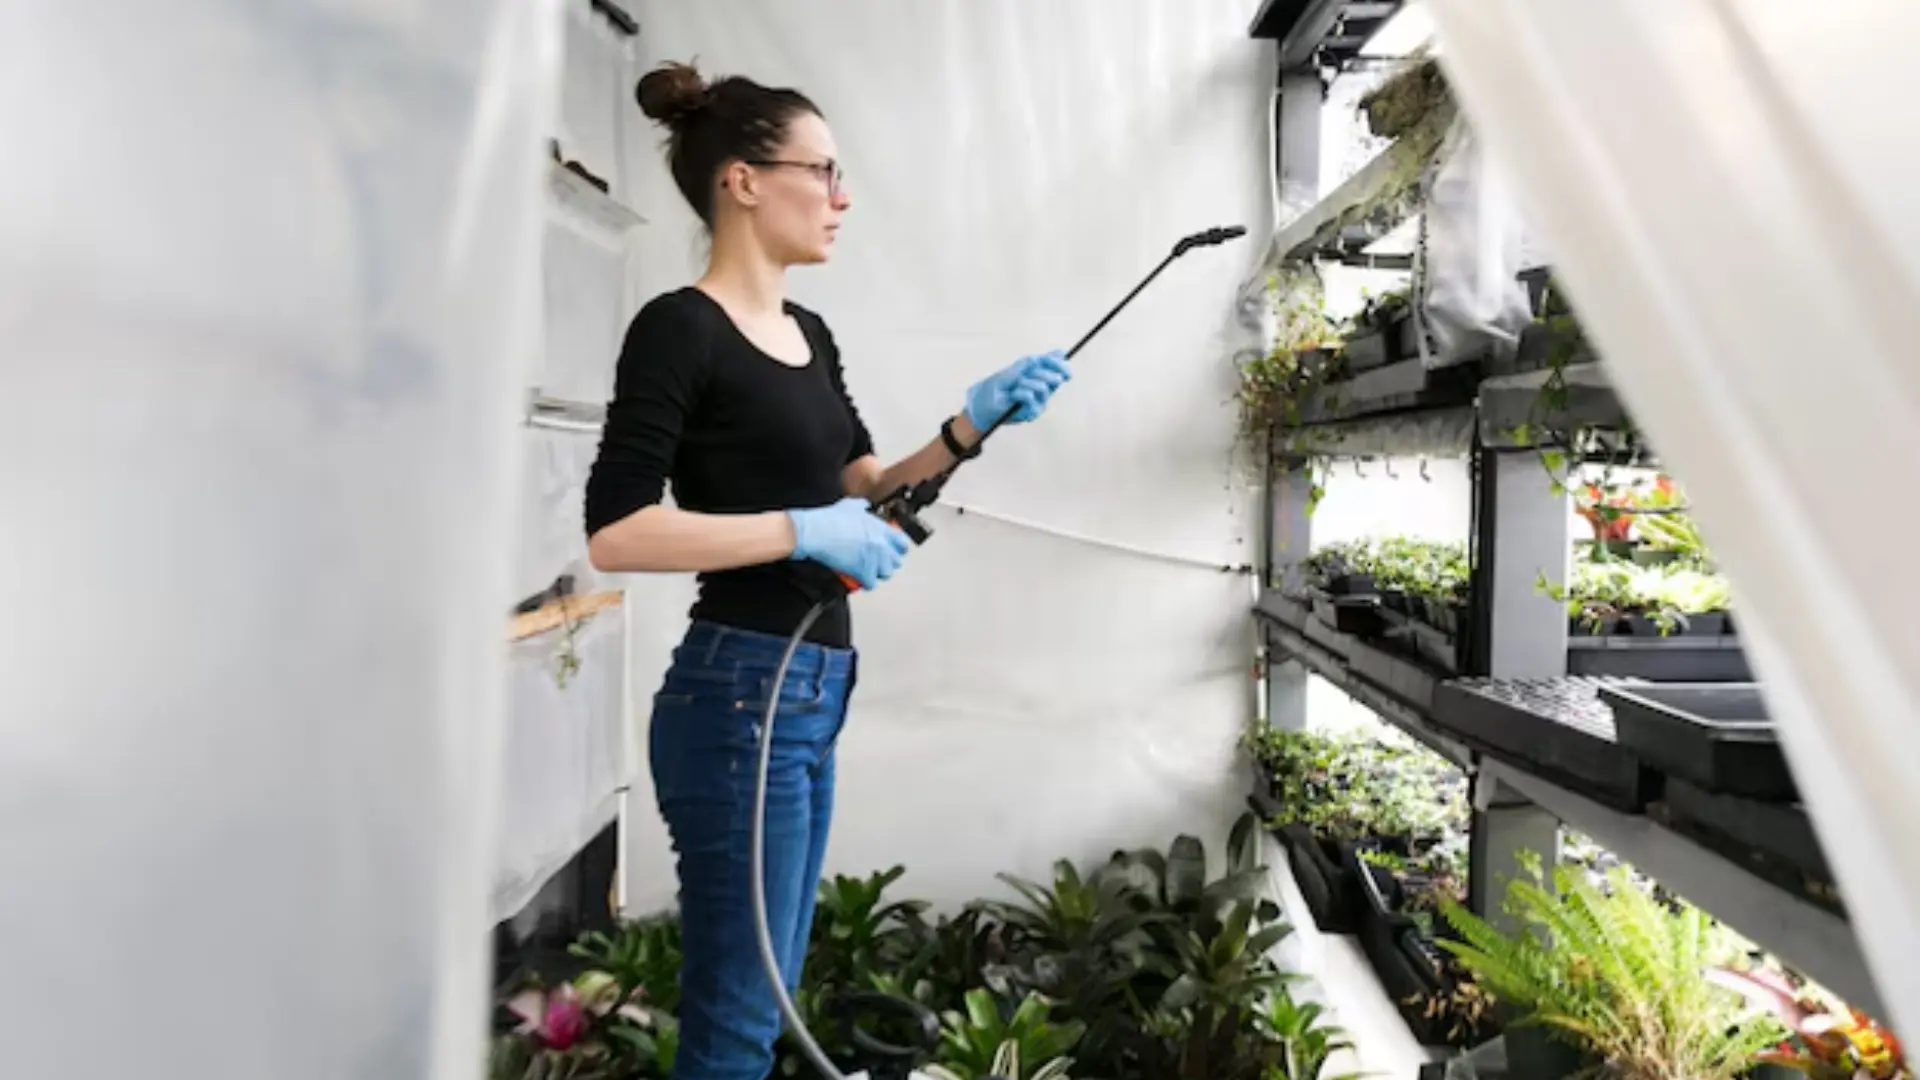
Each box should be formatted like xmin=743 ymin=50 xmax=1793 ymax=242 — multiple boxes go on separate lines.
xmin=940 ymin=415 xmax=981 ymax=460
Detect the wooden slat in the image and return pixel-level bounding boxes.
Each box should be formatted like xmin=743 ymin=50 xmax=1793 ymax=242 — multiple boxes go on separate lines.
xmin=508 ymin=590 xmax=623 ymax=643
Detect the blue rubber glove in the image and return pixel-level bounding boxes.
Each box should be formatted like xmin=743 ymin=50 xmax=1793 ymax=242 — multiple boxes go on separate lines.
xmin=786 ymin=496 xmax=912 ymax=589
xmin=963 ymin=350 xmax=1073 ymax=431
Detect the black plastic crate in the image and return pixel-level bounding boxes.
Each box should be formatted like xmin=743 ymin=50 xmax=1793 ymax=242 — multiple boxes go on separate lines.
xmin=1566 ymin=634 xmax=1752 ymax=682
xmin=1433 ymin=678 xmax=1660 ymax=812
xmin=1599 ymin=683 xmax=1796 ymax=801
xmin=1652 ymin=779 xmax=1844 ymax=916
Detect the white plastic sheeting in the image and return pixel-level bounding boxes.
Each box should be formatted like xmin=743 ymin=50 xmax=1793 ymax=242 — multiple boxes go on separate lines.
xmin=1420 ymin=118 xmax=1533 ymax=367
xmin=494 ymin=609 xmax=629 ymax=923
xmin=0 ymin=4 xmax=557 ymax=1080
xmin=614 ymin=0 xmax=1276 ymax=912
xmin=1428 ymin=0 xmax=1920 ymax=1037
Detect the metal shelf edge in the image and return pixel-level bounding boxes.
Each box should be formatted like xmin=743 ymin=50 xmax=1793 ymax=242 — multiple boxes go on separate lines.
xmin=1256 ymin=599 xmax=1475 ymax=768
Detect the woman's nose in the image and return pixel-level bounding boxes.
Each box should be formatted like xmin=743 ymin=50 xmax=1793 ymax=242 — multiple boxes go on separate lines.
xmin=831 ymin=186 xmax=852 ymax=211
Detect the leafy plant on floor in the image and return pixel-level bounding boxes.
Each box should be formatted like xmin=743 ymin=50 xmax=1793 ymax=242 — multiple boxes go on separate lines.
xmin=1259 ymin=989 xmax=1366 ymax=1080
xmin=505 ymin=812 xmax=1342 ymax=1080
xmin=568 ymin=913 xmax=684 ymax=1016
xmin=924 ymin=989 xmax=1085 ymax=1080
xmin=805 ymin=865 xmax=937 ymax=995
xmin=491 ymin=970 xmax=678 ymax=1080
xmin=1436 ymin=851 xmax=1786 ymax=1080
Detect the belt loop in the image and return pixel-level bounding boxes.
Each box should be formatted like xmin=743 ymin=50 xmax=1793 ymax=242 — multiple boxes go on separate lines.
xmin=701 ymin=623 xmax=726 ymax=666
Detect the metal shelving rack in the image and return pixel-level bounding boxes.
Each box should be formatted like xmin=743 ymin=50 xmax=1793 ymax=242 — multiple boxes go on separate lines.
xmin=1245 ymin=0 xmax=1882 ymax=1031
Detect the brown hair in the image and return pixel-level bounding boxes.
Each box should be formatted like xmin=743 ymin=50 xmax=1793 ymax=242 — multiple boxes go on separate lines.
xmin=635 ymin=60 xmax=822 ymax=227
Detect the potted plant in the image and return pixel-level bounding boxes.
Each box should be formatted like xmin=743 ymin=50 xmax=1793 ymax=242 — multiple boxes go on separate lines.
xmin=1436 ymin=851 xmax=1787 ymax=1080
xmin=1342 ymin=287 xmax=1417 ymax=373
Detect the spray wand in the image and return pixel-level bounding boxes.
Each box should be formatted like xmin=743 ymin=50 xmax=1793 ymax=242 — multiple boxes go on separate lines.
xmin=755 ymin=224 xmax=1247 ymax=1080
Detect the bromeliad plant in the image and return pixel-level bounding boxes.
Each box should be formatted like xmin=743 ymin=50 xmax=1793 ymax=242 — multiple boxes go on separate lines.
xmin=504 ymin=813 xmax=1353 ymax=1080
xmin=1705 ymin=967 xmax=1910 ymax=1080
xmin=491 ymin=969 xmax=679 ymax=1080
xmin=924 ymin=989 xmax=1085 ymax=1080
xmin=1436 ymin=851 xmax=1786 ymax=1080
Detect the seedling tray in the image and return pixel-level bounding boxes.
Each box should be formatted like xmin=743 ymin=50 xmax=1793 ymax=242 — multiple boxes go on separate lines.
xmin=1653 ymin=779 xmax=1843 ymax=915
xmin=1433 ymin=678 xmax=1660 ymax=812
xmin=1599 ymin=683 xmax=1796 ymax=801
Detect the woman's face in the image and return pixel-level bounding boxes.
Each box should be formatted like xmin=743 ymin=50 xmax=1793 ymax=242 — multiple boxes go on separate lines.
xmin=739 ymin=111 xmax=850 ymax=265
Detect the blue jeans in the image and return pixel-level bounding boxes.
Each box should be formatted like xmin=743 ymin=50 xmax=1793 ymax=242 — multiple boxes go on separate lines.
xmin=648 ymin=619 xmax=856 ymax=1080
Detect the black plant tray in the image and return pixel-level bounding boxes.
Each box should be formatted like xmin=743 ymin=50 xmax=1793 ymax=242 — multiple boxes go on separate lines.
xmin=1312 ymin=590 xmax=1383 ymax=637
xmin=1570 ymin=610 xmax=1733 ymax=637
xmin=1345 ymin=328 xmax=1392 ymax=373
xmin=1349 ymin=851 xmax=1492 ymax=1048
xmin=1280 ymin=824 xmax=1361 ymax=934
xmin=1387 ymin=311 xmax=1421 ymax=362
xmin=1318 ymin=572 xmax=1377 ymax=596
xmin=1566 ymin=628 xmax=1752 ymax=681
xmin=1377 ymin=607 xmax=1468 ymax=676
xmin=1598 ymin=683 xmax=1796 ymax=801
xmin=1433 ymin=678 xmax=1660 ymax=812
xmin=1652 ymin=779 xmax=1844 ymax=916
xmin=1300 ymin=356 xmax=1483 ymax=425
xmin=1500 ymin=319 xmax=1593 ymax=377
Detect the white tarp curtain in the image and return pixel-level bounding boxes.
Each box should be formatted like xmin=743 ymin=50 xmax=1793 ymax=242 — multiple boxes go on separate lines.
xmin=493 ymin=609 xmax=628 ymax=923
xmin=613 ymin=0 xmax=1276 ymax=913
xmin=1429 ymin=0 xmax=1920 ymax=1040
xmin=1420 ymin=117 xmax=1533 ymax=368
xmin=0 ymin=3 xmax=558 ymax=1080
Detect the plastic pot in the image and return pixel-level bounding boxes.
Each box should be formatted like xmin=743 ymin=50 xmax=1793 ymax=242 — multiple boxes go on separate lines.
xmin=1504 ymin=1024 xmax=1599 ymax=1080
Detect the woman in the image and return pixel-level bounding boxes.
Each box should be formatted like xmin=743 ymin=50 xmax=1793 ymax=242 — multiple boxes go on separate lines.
xmin=583 ymin=60 xmax=1073 ymax=1079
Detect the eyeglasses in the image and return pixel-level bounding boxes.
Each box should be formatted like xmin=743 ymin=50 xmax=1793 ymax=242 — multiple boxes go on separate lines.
xmin=744 ymin=157 xmax=843 ymax=197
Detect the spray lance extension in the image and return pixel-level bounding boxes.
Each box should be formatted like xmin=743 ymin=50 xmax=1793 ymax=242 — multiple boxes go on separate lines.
xmin=756 ymin=223 xmax=1246 ymax=1080
xmin=833 ymin=223 xmax=1248 ymax=587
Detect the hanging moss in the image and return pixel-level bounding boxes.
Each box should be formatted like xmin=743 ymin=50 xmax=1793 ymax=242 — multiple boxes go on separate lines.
xmin=1359 ymin=53 xmax=1452 ymax=141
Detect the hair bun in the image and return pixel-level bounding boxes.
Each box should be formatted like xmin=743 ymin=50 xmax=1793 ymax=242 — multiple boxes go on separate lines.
xmin=636 ymin=61 xmax=711 ymax=125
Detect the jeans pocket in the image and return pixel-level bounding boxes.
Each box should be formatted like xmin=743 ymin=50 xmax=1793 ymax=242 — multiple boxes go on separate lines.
xmin=733 ymin=669 xmax=829 ymax=717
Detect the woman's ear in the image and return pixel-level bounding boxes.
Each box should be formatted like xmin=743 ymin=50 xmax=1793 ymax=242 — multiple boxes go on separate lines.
xmin=718 ymin=160 xmax=760 ymax=209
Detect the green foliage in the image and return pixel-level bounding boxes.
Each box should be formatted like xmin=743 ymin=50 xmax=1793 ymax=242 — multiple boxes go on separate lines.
xmin=806 ymin=865 xmax=936 ymax=994
xmin=568 ymin=914 xmax=683 ymax=1015
xmin=1259 ymin=990 xmax=1366 ymax=1080
xmin=1537 ymin=554 xmax=1733 ymax=634
xmin=1241 ymin=725 xmax=1468 ymax=848
xmin=1437 ymin=852 xmax=1787 ymax=1080
xmin=499 ymin=814 xmax=1363 ymax=1080
xmin=923 ymin=989 xmax=1085 ymax=1080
